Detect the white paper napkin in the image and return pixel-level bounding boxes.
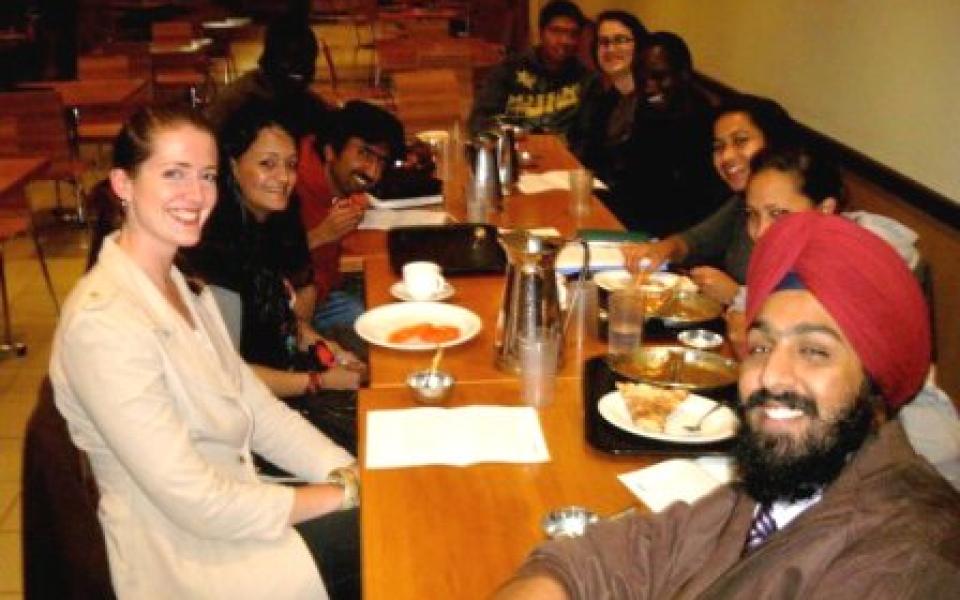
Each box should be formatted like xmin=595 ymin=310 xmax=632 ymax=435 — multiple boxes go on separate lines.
xmin=366 ymin=193 xmax=444 ymax=209
xmin=366 ymin=406 xmax=551 ymax=469
xmin=618 ymin=456 xmax=735 ymax=512
xmin=358 ymin=208 xmax=450 ymax=230
xmin=518 ymin=170 xmax=607 ymax=195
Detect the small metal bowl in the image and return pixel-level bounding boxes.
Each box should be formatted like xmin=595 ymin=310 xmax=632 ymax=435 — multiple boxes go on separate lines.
xmin=406 ymin=369 xmax=455 ymax=404
xmin=542 ymin=506 xmax=599 ymax=539
xmin=678 ymin=328 xmax=724 ymax=350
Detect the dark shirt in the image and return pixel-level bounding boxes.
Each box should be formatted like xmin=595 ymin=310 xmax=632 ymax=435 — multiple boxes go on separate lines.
xmin=468 ymin=48 xmax=595 ymax=137
xmin=205 ymin=69 xmax=334 ymax=140
xmin=606 ymin=89 xmax=726 ymax=238
xmin=182 ymin=191 xmax=313 ymax=370
xmin=569 ymin=77 xmax=637 ymax=195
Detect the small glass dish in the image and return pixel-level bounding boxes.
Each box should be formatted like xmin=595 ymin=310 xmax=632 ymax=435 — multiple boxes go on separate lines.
xmin=677 ymin=328 xmax=724 ymax=350
xmin=542 ymin=506 xmax=599 ymax=539
xmin=406 ymin=369 xmax=455 ymax=404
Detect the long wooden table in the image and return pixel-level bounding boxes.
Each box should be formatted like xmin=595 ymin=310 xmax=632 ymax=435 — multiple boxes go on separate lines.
xmin=357 ymin=135 xmax=653 ymax=598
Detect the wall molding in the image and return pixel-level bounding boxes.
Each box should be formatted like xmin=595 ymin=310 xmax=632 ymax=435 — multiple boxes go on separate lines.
xmin=696 ymin=73 xmax=960 ymax=232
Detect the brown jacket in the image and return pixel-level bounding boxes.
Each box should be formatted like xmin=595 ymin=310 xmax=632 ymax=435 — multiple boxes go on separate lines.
xmin=517 ymin=421 xmax=960 ymax=599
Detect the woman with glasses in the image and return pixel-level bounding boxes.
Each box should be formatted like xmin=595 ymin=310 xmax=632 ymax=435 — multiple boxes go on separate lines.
xmin=570 ymin=10 xmax=648 ymax=190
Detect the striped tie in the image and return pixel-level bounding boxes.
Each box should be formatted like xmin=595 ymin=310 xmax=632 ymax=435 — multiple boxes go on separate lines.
xmin=743 ymin=503 xmax=778 ymax=555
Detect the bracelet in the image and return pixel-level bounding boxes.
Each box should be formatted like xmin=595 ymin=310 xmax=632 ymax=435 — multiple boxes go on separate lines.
xmin=327 ymin=467 xmax=360 ymax=510
xmin=305 ymin=371 xmax=323 ymax=395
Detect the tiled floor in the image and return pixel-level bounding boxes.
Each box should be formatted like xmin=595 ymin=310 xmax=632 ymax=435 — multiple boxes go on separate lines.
xmin=0 ymin=179 xmax=91 ymax=598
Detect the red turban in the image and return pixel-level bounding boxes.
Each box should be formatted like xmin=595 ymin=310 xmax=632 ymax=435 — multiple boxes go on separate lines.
xmin=745 ymin=212 xmax=930 ymax=410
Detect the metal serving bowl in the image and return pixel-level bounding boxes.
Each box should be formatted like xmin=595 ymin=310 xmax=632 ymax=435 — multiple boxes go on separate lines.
xmin=406 ymin=369 xmax=455 ymax=404
xmin=542 ymin=506 xmax=599 ymax=539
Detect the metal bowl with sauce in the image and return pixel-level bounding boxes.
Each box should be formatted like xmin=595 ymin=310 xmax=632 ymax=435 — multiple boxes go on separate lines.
xmin=606 ymin=346 xmax=738 ymax=392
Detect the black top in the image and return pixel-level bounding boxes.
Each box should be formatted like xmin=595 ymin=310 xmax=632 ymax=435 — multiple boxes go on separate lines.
xmin=182 ymin=191 xmax=313 ymax=370
xmin=601 ymin=89 xmax=726 ymax=238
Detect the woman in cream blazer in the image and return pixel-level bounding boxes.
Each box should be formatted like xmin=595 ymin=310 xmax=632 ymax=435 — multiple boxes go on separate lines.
xmin=49 ymin=105 xmax=356 ymax=599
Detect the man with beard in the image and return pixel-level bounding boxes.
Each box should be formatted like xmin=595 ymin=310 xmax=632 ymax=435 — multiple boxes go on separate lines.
xmin=495 ymin=212 xmax=960 ymax=598
xmin=296 ymin=101 xmax=404 ymax=331
xmin=468 ymin=0 xmax=593 ymax=137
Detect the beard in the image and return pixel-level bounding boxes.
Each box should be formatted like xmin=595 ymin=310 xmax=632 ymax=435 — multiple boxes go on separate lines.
xmin=732 ymin=383 xmax=877 ymax=504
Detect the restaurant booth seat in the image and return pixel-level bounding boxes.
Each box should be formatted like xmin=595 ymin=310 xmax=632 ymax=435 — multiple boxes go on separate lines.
xmin=22 ymin=378 xmax=116 ymax=599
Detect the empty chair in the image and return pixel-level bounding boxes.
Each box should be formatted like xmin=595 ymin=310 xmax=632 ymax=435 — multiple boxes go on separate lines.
xmin=151 ymin=20 xmax=195 ymax=44
xmin=0 ymin=90 xmax=90 ymax=222
xmin=78 ymin=54 xmax=133 ymax=80
xmin=392 ymin=68 xmax=466 ymax=133
xmin=22 ymin=378 xmax=115 ymax=598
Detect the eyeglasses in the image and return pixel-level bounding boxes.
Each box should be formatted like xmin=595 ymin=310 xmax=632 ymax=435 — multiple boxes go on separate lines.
xmin=598 ymin=35 xmax=635 ymax=49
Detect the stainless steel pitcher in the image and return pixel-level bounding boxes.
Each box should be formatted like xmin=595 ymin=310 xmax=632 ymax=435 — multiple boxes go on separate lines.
xmin=466 ymin=133 xmax=503 ymax=211
xmin=494 ymin=230 xmax=590 ymax=372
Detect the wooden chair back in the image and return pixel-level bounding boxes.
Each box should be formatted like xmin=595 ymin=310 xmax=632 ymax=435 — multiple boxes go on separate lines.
xmin=0 ymin=90 xmax=77 ymax=164
xmin=78 ymin=54 xmax=132 ymax=80
xmin=393 ymin=68 xmax=464 ymax=133
xmin=151 ymin=20 xmax=196 ymax=44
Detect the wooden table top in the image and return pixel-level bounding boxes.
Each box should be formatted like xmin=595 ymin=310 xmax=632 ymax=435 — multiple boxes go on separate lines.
xmin=359 ymin=381 xmax=653 ymax=599
xmin=357 ymin=135 xmax=652 ymax=597
xmin=355 ymin=134 xmax=621 ymax=388
xmin=18 ymin=78 xmax=148 ymax=109
xmin=0 ymin=156 xmax=50 ymax=199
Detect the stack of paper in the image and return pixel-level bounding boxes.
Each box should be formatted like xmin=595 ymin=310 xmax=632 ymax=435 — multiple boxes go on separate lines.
xmin=359 ymin=209 xmax=450 ymax=230
xmin=518 ymin=170 xmax=607 ymax=195
xmin=366 ymin=406 xmax=551 ymax=469
xmin=367 ymin=193 xmax=444 ymax=209
xmin=617 ymin=456 xmax=736 ymax=512
xmin=557 ymin=241 xmax=627 ymax=274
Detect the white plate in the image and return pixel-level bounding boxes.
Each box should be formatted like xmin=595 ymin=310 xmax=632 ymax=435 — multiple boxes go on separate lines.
xmin=597 ymin=391 xmax=738 ymax=444
xmin=389 ymin=281 xmax=455 ymax=302
xmin=593 ymin=270 xmax=698 ymax=293
xmin=355 ymin=302 xmax=482 ymax=350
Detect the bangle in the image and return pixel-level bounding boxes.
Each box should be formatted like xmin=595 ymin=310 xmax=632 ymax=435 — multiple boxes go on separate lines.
xmin=305 ymin=371 xmax=323 ymax=395
xmin=327 ymin=467 xmax=360 ymax=510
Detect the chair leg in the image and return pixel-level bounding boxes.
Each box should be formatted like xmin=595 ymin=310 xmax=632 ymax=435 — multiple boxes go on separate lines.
xmin=30 ymin=225 xmax=60 ymax=315
xmin=0 ymin=245 xmax=27 ymax=357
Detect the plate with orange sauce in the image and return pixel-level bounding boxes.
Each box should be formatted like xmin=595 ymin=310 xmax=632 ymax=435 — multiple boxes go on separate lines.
xmin=354 ymin=302 xmax=482 ymax=350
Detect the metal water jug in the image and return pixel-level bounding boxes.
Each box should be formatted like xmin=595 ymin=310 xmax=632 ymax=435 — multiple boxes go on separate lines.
xmin=494 ymin=230 xmax=590 ymax=372
xmin=496 ymin=124 xmax=520 ymax=192
xmin=466 ymin=133 xmax=503 ymax=211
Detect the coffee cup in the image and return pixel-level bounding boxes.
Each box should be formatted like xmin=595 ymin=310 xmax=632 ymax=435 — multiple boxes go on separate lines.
xmin=403 ymin=261 xmax=445 ymax=301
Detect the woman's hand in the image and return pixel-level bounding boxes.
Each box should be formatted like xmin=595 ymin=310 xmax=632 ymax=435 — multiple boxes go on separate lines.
xmin=320 ymin=366 xmax=364 ymax=390
xmin=689 ymin=267 xmax=740 ymax=305
xmin=621 ymin=237 xmax=688 ymax=274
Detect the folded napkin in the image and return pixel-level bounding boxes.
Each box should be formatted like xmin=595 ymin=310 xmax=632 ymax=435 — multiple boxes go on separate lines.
xmin=618 ymin=456 xmax=736 ymax=512
xmin=518 ymin=170 xmax=607 ymax=195
xmin=359 ymin=209 xmax=450 ymax=230
xmin=367 ymin=192 xmax=444 ymax=209
xmin=366 ymin=406 xmax=550 ymax=469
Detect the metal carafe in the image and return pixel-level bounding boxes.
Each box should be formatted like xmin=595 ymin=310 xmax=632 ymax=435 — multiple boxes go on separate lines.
xmin=494 ymin=230 xmax=590 ymax=372
xmin=496 ymin=124 xmax=519 ymax=192
xmin=466 ymin=133 xmax=503 ymax=211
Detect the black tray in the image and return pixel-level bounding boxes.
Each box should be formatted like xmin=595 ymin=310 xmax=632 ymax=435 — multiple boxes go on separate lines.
xmin=387 ymin=224 xmax=507 ymax=275
xmin=582 ymin=355 xmax=737 ymax=455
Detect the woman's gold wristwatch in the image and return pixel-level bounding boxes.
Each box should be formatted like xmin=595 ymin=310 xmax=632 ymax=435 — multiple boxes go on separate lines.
xmin=327 ymin=467 xmax=360 ymax=510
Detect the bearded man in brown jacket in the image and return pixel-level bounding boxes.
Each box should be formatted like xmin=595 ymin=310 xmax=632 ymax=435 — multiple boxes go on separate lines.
xmin=496 ymin=212 xmax=960 ymax=599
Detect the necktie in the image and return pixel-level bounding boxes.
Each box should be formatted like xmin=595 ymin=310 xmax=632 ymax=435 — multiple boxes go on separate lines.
xmin=743 ymin=503 xmax=778 ymax=555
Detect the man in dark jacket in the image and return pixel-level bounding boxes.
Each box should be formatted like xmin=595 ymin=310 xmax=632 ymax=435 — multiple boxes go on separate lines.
xmin=468 ymin=0 xmax=594 ymax=138
xmin=495 ymin=212 xmax=960 ymax=599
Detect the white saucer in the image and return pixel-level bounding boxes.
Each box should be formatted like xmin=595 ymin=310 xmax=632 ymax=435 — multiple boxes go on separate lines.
xmin=390 ymin=281 xmax=455 ymax=302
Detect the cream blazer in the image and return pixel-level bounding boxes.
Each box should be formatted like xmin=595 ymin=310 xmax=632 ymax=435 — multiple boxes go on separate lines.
xmin=50 ymin=236 xmax=355 ymax=599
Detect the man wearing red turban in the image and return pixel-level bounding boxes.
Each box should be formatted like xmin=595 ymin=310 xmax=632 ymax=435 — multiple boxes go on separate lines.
xmin=495 ymin=212 xmax=960 ymax=599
